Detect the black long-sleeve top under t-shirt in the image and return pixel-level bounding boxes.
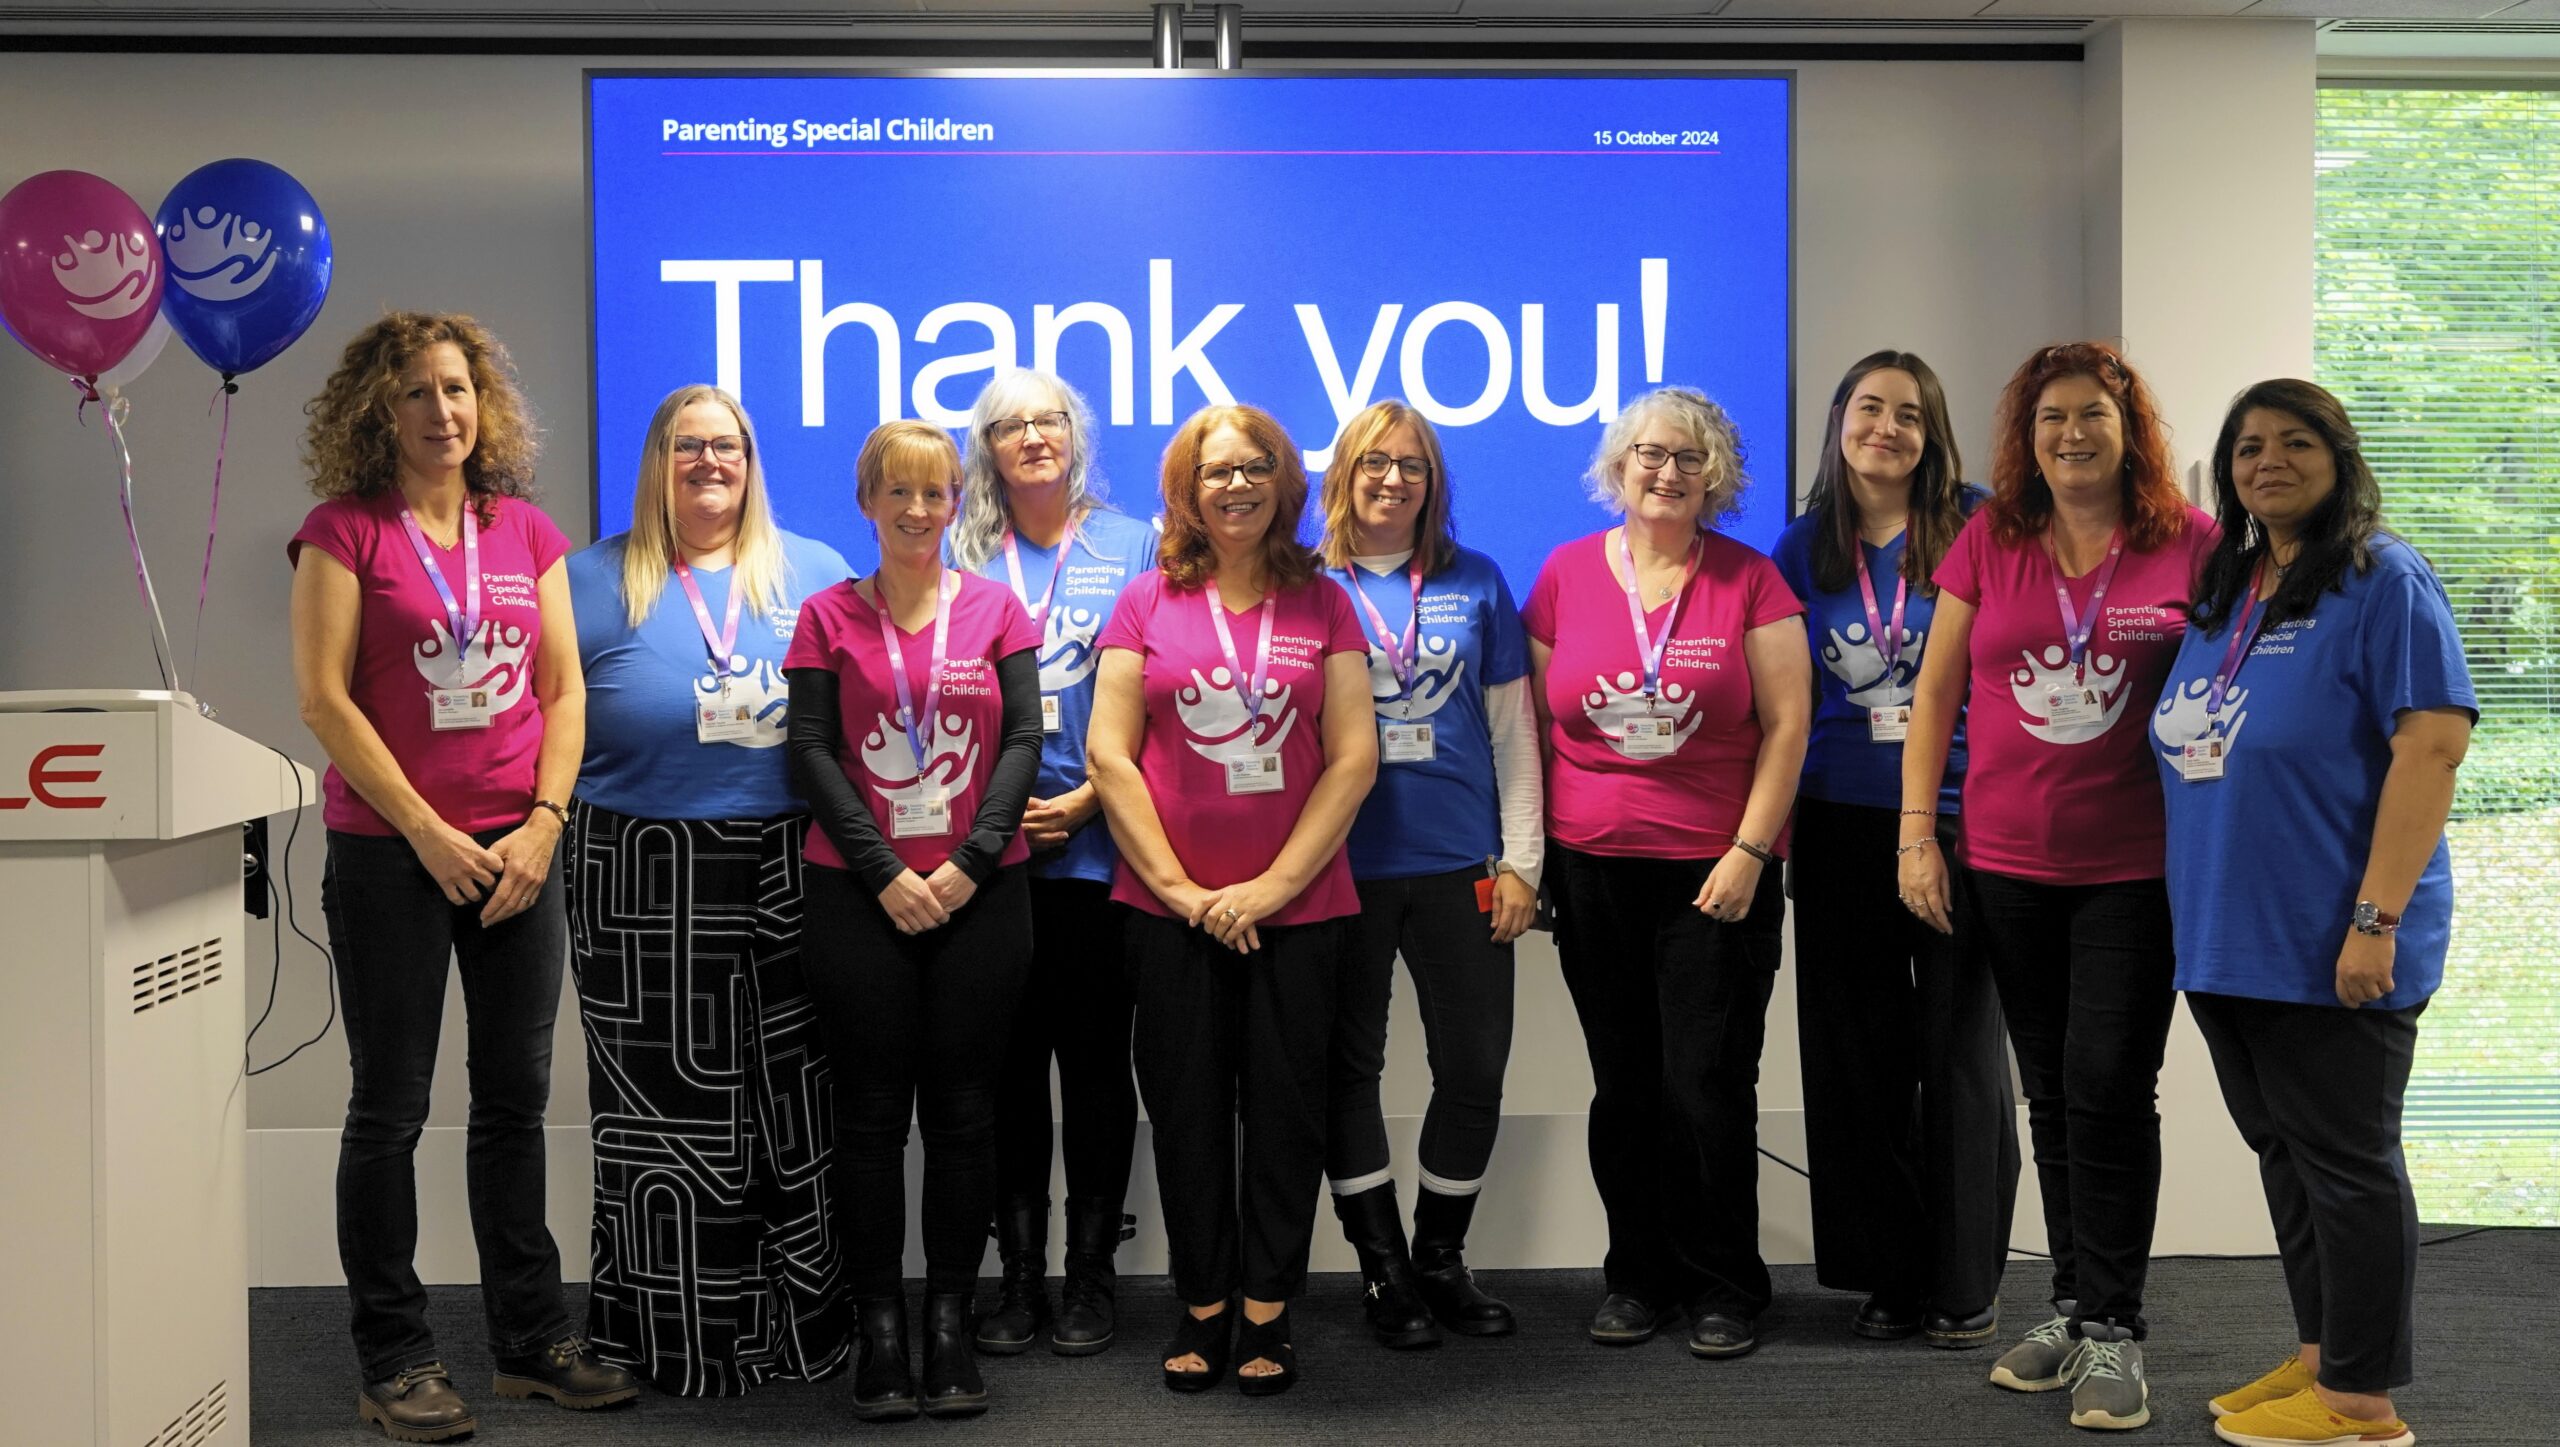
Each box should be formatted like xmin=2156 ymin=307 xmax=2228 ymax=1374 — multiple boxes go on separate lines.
xmin=785 ymin=648 xmax=1044 ymax=896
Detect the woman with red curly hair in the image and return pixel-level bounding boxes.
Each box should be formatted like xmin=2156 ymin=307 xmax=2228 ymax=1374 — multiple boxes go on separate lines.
xmin=1086 ymin=404 xmax=1378 ymax=1397
xmin=1896 ymin=342 xmax=2216 ymax=1432
xmin=288 ymin=313 xmax=634 ymax=1440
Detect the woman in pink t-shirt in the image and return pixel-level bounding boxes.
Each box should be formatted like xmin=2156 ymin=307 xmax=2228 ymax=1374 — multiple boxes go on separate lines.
xmin=1897 ymin=341 xmax=2216 ymax=1430
xmin=1087 ymin=404 xmax=1377 ymax=1397
xmin=782 ymin=420 xmax=1044 ymax=1421
xmin=286 ymin=313 xmax=628 ymax=1437
xmin=1522 ymin=386 xmax=1812 ymax=1360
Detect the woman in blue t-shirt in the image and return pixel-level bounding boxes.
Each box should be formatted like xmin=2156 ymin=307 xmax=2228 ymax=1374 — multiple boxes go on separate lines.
xmin=1314 ymin=399 xmax=1542 ymax=1347
xmin=2152 ymin=379 xmax=2473 ymax=1447
xmin=951 ymin=368 xmax=1158 ymax=1358
xmin=1769 ymin=350 xmax=2016 ymax=1349
xmin=562 ymin=383 xmax=855 ymax=1395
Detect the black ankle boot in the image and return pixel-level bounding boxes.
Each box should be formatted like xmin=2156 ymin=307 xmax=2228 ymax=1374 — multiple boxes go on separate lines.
xmin=974 ymin=1194 xmax=1050 ymax=1355
xmin=1053 ymin=1196 xmax=1130 ymax=1356
xmin=1411 ymin=1187 xmax=1516 ymax=1337
xmin=852 ymin=1296 xmax=919 ymax=1421
xmin=1332 ymin=1182 xmax=1441 ymax=1349
xmin=922 ymin=1291 xmax=989 ymax=1417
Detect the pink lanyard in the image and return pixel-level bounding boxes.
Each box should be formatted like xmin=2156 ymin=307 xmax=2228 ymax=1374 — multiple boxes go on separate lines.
xmin=2207 ymin=560 xmax=2272 ymax=717
xmin=1855 ymin=546 xmax=1909 ymax=677
xmin=398 ymin=504 xmax=480 ymax=683
xmin=1000 ymin=516 xmax=1080 ymax=624
xmin=2046 ymin=527 xmax=2126 ymax=681
xmin=1616 ymin=527 xmax=1700 ymax=705
xmin=875 ymin=571 xmax=953 ymax=769
xmin=672 ymin=555 xmax=743 ymax=675
xmin=1204 ymin=582 xmax=1279 ymax=727
xmin=1340 ymin=559 xmax=1424 ymax=701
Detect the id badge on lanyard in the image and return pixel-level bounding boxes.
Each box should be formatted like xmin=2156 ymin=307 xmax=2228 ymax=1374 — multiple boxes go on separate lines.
xmin=1858 ymin=550 xmax=1912 ymax=743
xmin=1380 ymin=722 xmax=1436 ymax=762
xmin=1343 ymin=560 xmax=1427 ymax=756
xmin=676 ymin=554 xmax=755 ymax=746
xmin=2180 ymin=561 xmax=2268 ymax=782
xmin=1205 ymin=582 xmax=1282 ymax=794
xmin=402 ymin=505 xmax=492 ymax=731
xmin=2044 ymin=528 xmax=2125 ymax=728
xmin=1615 ymin=527 xmax=1699 ymax=760
xmin=1006 ymin=524 xmax=1077 ymax=737
xmin=891 ymin=790 xmax=954 ymax=837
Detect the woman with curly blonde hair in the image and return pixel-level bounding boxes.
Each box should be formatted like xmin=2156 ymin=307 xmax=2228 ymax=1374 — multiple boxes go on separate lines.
xmin=289 ymin=312 xmax=633 ymax=1441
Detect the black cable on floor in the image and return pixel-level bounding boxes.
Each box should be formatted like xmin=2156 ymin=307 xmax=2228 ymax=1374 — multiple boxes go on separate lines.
xmin=248 ymin=748 xmax=338 ymax=1077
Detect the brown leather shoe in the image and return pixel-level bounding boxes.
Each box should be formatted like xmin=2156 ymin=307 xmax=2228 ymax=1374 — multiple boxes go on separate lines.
xmin=357 ymin=1362 xmax=477 ymax=1443
xmin=490 ymin=1334 xmax=640 ymax=1409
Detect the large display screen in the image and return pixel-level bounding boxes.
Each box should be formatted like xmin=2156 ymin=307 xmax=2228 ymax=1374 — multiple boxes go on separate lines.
xmin=589 ymin=71 xmax=1791 ymax=580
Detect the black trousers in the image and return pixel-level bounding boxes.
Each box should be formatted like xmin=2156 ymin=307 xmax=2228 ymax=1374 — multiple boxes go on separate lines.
xmin=801 ymin=861 xmax=1032 ymax=1297
xmin=1128 ymin=910 xmax=1349 ymax=1304
xmin=323 ymin=827 xmax=572 ymax=1382
xmin=1967 ymin=867 xmax=2176 ymax=1336
xmin=1550 ymin=844 xmax=1783 ymax=1318
xmin=994 ymin=876 xmax=1140 ymax=1206
xmin=1327 ymin=867 xmax=1516 ymax=1192
xmin=2189 ymin=991 xmax=2425 ymax=1393
xmin=565 ymin=803 xmax=849 ymax=1396
xmin=1791 ymin=798 xmax=2019 ymax=1314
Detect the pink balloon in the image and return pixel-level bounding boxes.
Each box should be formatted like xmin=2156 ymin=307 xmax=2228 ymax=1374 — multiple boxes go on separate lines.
xmin=0 ymin=170 xmax=166 ymax=380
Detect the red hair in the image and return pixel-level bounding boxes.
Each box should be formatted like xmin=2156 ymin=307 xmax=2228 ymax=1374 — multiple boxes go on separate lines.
xmin=1986 ymin=341 xmax=2189 ymax=552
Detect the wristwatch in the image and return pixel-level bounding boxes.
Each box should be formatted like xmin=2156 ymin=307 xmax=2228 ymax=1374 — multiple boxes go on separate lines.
xmin=2352 ymin=901 xmax=2401 ymax=937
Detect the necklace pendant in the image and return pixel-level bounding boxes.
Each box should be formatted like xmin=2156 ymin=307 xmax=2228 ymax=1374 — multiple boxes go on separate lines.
xmin=1654 ymin=583 xmax=1673 ymax=601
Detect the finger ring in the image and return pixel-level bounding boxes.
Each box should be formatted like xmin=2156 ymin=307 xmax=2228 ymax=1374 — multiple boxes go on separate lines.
xmin=1222 ymin=908 xmax=1240 ymax=921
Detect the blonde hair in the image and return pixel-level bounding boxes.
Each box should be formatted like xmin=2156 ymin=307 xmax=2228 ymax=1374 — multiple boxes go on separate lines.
xmin=1584 ymin=386 xmax=1750 ymax=529
xmin=620 ymin=385 xmax=793 ymax=629
xmin=856 ymin=419 xmax=964 ymax=511
xmin=1316 ymin=399 xmax=1457 ymax=575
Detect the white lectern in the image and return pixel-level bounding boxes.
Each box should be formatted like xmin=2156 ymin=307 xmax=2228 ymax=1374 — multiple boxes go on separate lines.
xmin=0 ymin=691 xmax=314 ymax=1447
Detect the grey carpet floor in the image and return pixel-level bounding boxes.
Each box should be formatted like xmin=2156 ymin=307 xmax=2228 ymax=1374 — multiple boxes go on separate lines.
xmin=253 ymin=1230 xmax=2556 ymax=1445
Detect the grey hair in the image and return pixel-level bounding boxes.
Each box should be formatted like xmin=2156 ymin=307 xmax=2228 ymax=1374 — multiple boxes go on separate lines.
xmin=1582 ymin=385 xmax=1751 ymax=528
xmin=951 ymin=368 xmax=1109 ymax=569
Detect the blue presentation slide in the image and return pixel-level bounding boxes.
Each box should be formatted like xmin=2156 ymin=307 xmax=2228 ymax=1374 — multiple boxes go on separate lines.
xmin=589 ymin=72 xmax=1792 ymax=582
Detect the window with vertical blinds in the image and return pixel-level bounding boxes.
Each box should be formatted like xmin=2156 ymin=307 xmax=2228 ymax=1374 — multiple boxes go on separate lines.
xmin=2316 ymin=86 xmax=2559 ymax=1226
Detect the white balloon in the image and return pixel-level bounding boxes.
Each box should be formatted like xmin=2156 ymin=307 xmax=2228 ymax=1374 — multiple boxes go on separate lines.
xmin=96 ymin=307 xmax=173 ymax=396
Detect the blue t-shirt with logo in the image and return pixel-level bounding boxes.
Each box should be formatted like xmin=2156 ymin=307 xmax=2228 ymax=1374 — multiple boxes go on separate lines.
xmin=960 ymin=507 xmax=1158 ymax=884
xmin=1769 ymin=489 xmax=1984 ymax=814
xmin=2151 ymin=538 xmax=2475 ymax=1010
xmin=1331 ymin=545 xmax=1528 ymax=881
xmin=569 ymin=529 xmax=853 ymax=820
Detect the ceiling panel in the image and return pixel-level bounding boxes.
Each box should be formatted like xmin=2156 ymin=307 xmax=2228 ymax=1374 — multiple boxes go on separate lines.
xmin=2243 ymin=0 xmax=2518 ymax=15
xmin=1977 ymin=0 xmax=2256 ymax=13
xmin=1716 ymin=1 xmax=2005 ymax=16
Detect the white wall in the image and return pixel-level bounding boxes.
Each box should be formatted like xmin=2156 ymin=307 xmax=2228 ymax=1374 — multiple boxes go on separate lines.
xmin=0 ymin=49 xmax=2195 ymax=1286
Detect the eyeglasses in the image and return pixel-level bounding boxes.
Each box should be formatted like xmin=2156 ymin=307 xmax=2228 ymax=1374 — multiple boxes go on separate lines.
xmin=1357 ymin=452 xmax=1432 ymax=484
xmin=674 ymin=434 xmax=747 ymax=463
xmin=988 ymin=411 xmax=1071 ymax=446
xmin=1196 ymin=456 xmax=1280 ymax=490
xmin=1627 ymin=443 xmax=1709 ymax=477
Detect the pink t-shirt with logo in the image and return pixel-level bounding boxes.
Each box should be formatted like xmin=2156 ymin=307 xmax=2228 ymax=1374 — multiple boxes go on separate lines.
xmin=288 ymin=492 xmax=571 ymax=837
xmin=784 ymin=571 xmax=1042 ymax=876
xmin=1094 ymin=570 xmax=1369 ymax=926
xmin=1933 ymin=506 xmax=2219 ymax=885
xmin=1523 ymin=528 xmax=1806 ymax=861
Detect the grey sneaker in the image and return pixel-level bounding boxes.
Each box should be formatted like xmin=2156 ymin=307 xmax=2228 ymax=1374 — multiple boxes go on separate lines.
xmin=1987 ymin=1302 xmax=2079 ymax=1392
xmin=2066 ymin=1324 xmax=2150 ymax=1431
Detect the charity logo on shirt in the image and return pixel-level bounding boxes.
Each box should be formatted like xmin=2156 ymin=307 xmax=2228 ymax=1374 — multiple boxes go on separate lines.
xmin=1818 ymin=618 xmax=1925 ymax=709
xmin=1172 ymin=632 xmax=1326 ymax=761
xmin=694 ymin=657 xmax=791 ymax=749
xmin=2008 ymin=600 xmax=2175 ymax=745
xmin=857 ymin=658 xmax=994 ymax=805
xmin=1038 ymin=593 xmax=1111 ymax=693
xmin=1579 ymin=661 xmax=1717 ymax=761
xmin=410 ymin=568 xmax=537 ymax=709
xmin=1365 ymin=589 xmax=1479 ymax=723
xmin=2149 ymin=614 xmax=2313 ymax=764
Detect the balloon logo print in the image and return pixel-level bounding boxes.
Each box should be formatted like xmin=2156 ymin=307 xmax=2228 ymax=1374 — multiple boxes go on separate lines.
xmin=54 ymin=229 xmax=156 ymax=320
xmin=163 ymin=206 xmax=280 ymax=302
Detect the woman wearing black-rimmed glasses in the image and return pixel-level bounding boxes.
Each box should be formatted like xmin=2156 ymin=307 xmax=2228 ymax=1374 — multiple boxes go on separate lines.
xmin=1312 ymin=399 xmax=1540 ymax=1349
xmin=951 ymin=369 xmax=1158 ymax=1358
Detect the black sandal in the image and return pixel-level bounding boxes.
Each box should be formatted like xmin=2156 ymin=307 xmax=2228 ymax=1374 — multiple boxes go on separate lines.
xmin=1235 ymin=1308 xmax=1297 ymax=1398
xmin=1160 ymin=1303 xmax=1234 ymax=1393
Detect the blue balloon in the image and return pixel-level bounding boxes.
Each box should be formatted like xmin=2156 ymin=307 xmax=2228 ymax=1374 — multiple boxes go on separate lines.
xmin=154 ymin=159 xmax=331 ymax=377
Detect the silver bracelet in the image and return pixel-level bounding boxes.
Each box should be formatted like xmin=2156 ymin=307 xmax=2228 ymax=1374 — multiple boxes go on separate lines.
xmin=1895 ymin=838 xmax=1938 ymax=858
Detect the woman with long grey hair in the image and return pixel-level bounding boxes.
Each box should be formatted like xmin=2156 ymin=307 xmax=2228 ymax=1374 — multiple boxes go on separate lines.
xmin=952 ymin=369 xmax=1159 ymax=1358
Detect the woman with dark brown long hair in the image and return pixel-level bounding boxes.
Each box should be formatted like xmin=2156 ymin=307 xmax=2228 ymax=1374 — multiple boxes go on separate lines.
xmin=1771 ymin=350 xmax=2016 ymax=1350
